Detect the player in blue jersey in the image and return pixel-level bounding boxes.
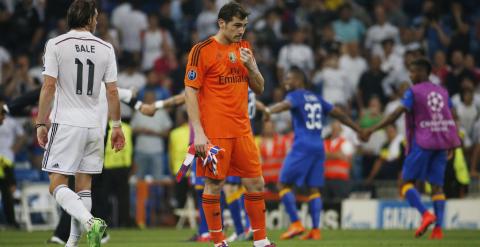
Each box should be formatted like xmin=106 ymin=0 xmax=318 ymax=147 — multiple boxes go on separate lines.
xmin=264 ymin=66 xmax=362 ymax=240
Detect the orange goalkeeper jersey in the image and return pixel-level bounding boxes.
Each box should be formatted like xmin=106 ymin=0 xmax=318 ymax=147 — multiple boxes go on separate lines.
xmin=184 ymin=37 xmax=252 ymax=138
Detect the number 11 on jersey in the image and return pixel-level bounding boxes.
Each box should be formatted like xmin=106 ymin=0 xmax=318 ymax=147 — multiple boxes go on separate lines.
xmin=75 ymin=58 xmax=95 ymax=95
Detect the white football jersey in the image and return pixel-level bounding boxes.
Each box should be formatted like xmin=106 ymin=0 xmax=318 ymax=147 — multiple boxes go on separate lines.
xmin=43 ymin=30 xmax=117 ymax=128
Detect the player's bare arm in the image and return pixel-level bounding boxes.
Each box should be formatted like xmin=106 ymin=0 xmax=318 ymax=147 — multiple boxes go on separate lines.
xmin=364 ymin=105 xmax=407 ymax=141
xmin=255 ymin=100 xmax=266 ymax=113
xmin=139 ymin=93 xmax=185 ymax=116
xmin=263 ymin=100 xmax=292 ymax=121
xmin=329 ymin=107 xmax=362 ymax=133
xmin=36 ymin=75 xmax=57 ymax=148
xmin=240 ymin=47 xmax=264 ymax=95
xmin=105 ymin=82 xmax=125 ymax=152
xmin=185 ymin=86 xmax=209 ymax=158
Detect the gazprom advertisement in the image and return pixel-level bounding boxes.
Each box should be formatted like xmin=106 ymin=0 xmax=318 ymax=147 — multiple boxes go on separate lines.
xmin=342 ymin=199 xmax=480 ymax=229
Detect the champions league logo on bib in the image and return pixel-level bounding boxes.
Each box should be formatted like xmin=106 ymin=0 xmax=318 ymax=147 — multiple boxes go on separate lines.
xmin=427 ymin=92 xmax=444 ymax=112
xmin=421 ymin=91 xmax=454 ymax=132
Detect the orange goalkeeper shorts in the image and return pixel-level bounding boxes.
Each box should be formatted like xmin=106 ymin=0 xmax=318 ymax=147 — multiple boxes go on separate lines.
xmin=196 ymin=134 xmax=262 ymax=180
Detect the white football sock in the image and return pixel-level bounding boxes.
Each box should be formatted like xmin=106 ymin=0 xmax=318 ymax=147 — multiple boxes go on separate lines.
xmin=253 ymin=238 xmax=271 ymax=247
xmin=66 ymin=190 xmax=92 ymax=247
xmin=53 ymin=185 xmax=93 ymax=230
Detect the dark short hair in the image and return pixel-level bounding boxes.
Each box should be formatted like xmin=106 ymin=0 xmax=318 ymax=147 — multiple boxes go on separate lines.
xmin=410 ymin=58 xmax=432 ymax=75
xmin=218 ymin=1 xmax=249 ymax=23
xmin=289 ymin=66 xmax=306 ymax=83
xmin=67 ymin=0 xmax=96 ymax=29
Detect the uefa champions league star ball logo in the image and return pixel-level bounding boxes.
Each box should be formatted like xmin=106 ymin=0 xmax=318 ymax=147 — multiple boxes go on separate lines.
xmin=427 ymin=92 xmax=444 ymax=112
xmin=187 ymin=69 xmax=197 ymax=80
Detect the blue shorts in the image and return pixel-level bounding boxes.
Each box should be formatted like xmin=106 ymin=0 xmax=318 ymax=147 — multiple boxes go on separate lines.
xmin=226 ymin=176 xmax=241 ymax=184
xmin=402 ymin=140 xmax=447 ymax=186
xmin=279 ymin=150 xmax=325 ymax=187
xmin=190 ymin=158 xmax=205 ymax=186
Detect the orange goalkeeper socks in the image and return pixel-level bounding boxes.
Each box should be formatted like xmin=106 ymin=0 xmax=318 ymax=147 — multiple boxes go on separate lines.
xmin=244 ymin=192 xmax=267 ymax=241
xmin=202 ymin=194 xmax=225 ymax=244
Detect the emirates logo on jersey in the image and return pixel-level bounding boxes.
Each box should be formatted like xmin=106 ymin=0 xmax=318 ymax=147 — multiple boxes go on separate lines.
xmin=228 ymin=52 xmax=236 ymax=63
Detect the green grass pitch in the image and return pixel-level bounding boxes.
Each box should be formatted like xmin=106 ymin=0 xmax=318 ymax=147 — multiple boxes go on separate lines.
xmin=0 ymin=229 xmax=479 ymax=247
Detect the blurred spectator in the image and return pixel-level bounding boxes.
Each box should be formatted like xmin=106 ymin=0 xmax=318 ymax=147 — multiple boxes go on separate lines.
xmin=254 ymin=8 xmax=283 ymax=56
xmin=365 ymin=124 xmax=403 ymax=184
xmin=244 ymin=31 xmax=275 ymax=101
xmin=444 ymin=1 xmax=470 ymax=56
xmin=309 ymin=1 xmax=335 ymax=44
xmin=432 ymin=50 xmax=450 ymax=84
xmin=168 ymin=108 xmax=190 ymax=209
xmin=3 ymin=54 xmax=39 ymax=100
xmin=465 ymin=54 xmax=480 ymax=85
xmin=332 ymin=3 xmax=365 ymax=43
xmin=46 ymin=18 xmax=67 ymax=40
xmin=452 ymin=78 xmax=480 ymax=141
xmin=444 ymin=130 xmax=470 ymax=198
xmin=0 ymin=115 xmax=26 ymax=228
xmin=28 ymin=53 xmax=44 ymax=83
xmin=365 ymin=4 xmax=400 ymax=54
xmin=111 ymin=0 xmax=130 ymax=31
xmin=339 ymin=42 xmax=367 ymax=99
xmin=359 ymin=96 xmax=383 ymax=129
xmin=356 ymin=55 xmax=387 ymax=110
xmin=256 ymin=120 xmax=292 ymax=191
xmin=131 ymin=91 xmax=172 ymax=181
xmin=137 ymin=70 xmax=171 ymax=101
xmin=0 ymin=0 xmax=478 ymax=226
xmin=397 ymin=27 xmax=422 ymax=55
xmin=117 ymin=59 xmax=146 ymax=120
xmin=169 ymin=52 xmax=189 ymax=95
xmin=196 ymin=0 xmax=218 ymax=40
xmin=157 ymin=0 xmax=176 ymax=36
xmin=277 ymin=28 xmax=315 ymax=80
xmin=413 ymin=0 xmax=450 ymax=59
xmin=314 ymin=53 xmax=349 ymax=106
xmin=0 ymin=45 xmax=12 ymax=84
xmin=8 ymin=0 xmax=44 ymax=53
xmin=382 ymin=50 xmax=415 ymax=98
xmin=100 ymin=121 xmax=134 ymax=227
xmin=142 ymin=14 xmax=174 ymax=71
xmin=324 ymin=120 xmax=355 ymax=201
xmin=243 ymin=0 xmax=273 ymax=25
xmin=359 ymin=96 xmax=386 ymax=178
xmin=445 ymin=50 xmax=475 ymax=96
xmin=96 ymin=12 xmax=121 ymax=56
xmin=379 ymin=38 xmax=403 ymax=76
xmin=0 ymin=1 xmax=12 ymax=38
xmin=113 ymin=1 xmax=147 ymax=60
xmin=315 ymin=24 xmax=341 ymax=57
xmin=382 ymin=0 xmax=408 ymax=27
xmin=169 ymin=109 xmax=190 ymax=175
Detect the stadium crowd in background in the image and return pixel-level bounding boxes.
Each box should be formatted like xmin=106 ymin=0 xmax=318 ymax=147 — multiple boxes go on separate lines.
xmin=0 ymin=0 xmax=480 ymax=230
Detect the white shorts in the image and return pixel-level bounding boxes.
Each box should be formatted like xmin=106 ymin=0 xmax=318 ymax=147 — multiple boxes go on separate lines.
xmin=42 ymin=123 xmax=104 ymax=175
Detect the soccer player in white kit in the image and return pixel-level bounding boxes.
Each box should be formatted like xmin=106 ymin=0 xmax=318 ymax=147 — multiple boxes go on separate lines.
xmin=35 ymin=1 xmax=125 ymax=247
